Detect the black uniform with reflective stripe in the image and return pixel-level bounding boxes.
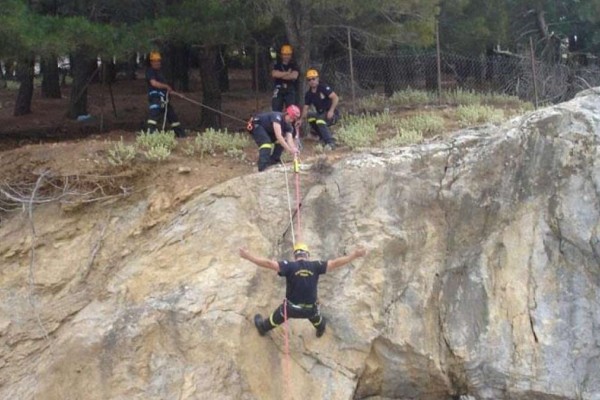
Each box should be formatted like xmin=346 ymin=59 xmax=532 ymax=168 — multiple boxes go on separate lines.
xmin=304 ymin=83 xmax=335 ymax=114
xmin=252 ymin=112 xmax=295 ymax=138
xmin=273 ymin=61 xmax=299 ymax=88
xmin=278 ymin=260 xmax=327 ymax=305
xmin=145 ymin=67 xmax=167 ymax=97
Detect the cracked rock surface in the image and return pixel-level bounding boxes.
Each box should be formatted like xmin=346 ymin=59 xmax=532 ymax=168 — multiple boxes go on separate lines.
xmin=1 ymin=88 xmax=600 ymax=399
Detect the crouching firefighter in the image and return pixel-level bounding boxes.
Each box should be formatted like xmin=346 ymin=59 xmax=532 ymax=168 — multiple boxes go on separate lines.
xmin=239 ymin=243 xmax=367 ymax=338
xmin=145 ymin=51 xmax=185 ymax=137
xmin=301 ymin=68 xmax=339 ymax=150
xmin=246 ymin=105 xmax=301 ymax=172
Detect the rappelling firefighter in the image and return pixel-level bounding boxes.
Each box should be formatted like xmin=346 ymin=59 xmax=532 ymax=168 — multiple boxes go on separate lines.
xmin=239 ymin=243 xmax=367 ymax=337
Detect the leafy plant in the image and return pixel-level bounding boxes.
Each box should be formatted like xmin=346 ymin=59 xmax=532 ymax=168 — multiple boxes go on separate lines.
xmin=338 ymin=117 xmax=378 ymax=149
xmin=382 ymin=129 xmax=423 ymax=147
xmin=225 ymin=148 xmax=246 ymax=161
xmin=442 ymin=88 xmax=482 ymax=106
xmin=143 ymin=145 xmax=172 ymax=161
xmin=455 ymin=104 xmax=505 ymax=127
xmin=397 ymin=114 xmax=445 ymax=136
xmin=136 ymin=130 xmax=177 ymax=161
xmin=390 ymin=88 xmax=434 ymax=107
xmin=192 ymin=128 xmax=251 ymax=159
xmin=107 ymin=137 xmax=136 ymax=166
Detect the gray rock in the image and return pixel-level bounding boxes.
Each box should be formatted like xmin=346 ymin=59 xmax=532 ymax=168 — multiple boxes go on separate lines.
xmin=1 ymin=88 xmax=600 ymax=399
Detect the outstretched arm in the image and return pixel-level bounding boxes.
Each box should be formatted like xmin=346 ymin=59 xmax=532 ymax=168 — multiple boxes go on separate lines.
xmin=239 ymin=248 xmax=280 ymax=272
xmin=326 ymin=246 xmax=367 ymax=272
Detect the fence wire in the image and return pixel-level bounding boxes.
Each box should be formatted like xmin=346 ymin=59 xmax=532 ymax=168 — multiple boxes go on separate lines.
xmin=320 ymin=50 xmax=600 ymax=106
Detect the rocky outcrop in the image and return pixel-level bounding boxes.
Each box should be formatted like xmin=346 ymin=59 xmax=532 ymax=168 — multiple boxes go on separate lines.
xmin=1 ymin=88 xmax=600 ymax=399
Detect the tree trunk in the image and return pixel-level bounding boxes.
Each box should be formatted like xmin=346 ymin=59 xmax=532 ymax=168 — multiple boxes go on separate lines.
xmin=216 ymin=45 xmax=229 ymax=92
xmin=198 ymin=45 xmax=222 ymax=129
xmin=125 ymin=52 xmax=137 ymax=80
xmin=282 ymin=0 xmax=312 ymax=105
xmin=13 ymin=56 xmax=35 ymax=116
xmin=68 ymin=48 xmax=95 ymax=119
xmin=41 ymin=55 xmax=61 ymax=98
xmin=163 ymin=43 xmax=190 ymax=92
xmin=251 ymin=44 xmax=270 ymax=92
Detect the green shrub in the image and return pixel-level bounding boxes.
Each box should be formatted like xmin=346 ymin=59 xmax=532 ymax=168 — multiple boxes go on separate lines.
xmin=107 ymin=137 xmax=136 ymax=166
xmin=338 ymin=117 xmax=378 ymax=149
xmin=136 ymin=130 xmax=177 ymax=161
xmin=136 ymin=130 xmax=177 ymax=150
xmin=455 ymin=104 xmax=505 ymax=127
xmin=442 ymin=88 xmax=482 ymax=106
xmin=192 ymin=128 xmax=251 ymax=159
xmin=357 ymin=89 xmax=436 ymax=111
xmin=397 ymin=114 xmax=445 ymax=136
xmin=357 ymin=94 xmax=387 ymax=111
xmin=389 ymin=88 xmax=434 ymax=107
xmin=382 ymin=129 xmax=424 ymax=147
xmin=144 ymin=145 xmax=172 ymax=161
xmin=225 ymin=148 xmax=246 ymax=161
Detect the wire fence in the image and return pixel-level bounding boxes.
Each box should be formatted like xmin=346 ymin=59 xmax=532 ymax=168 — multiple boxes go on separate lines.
xmin=319 ymin=50 xmax=600 ymax=108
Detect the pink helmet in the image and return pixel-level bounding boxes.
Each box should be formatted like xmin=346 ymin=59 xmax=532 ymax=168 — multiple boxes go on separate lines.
xmin=286 ymin=105 xmax=301 ymax=121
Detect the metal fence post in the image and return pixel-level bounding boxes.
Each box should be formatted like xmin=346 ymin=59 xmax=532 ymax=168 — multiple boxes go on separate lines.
xmin=436 ymin=19 xmax=442 ymax=104
xmin=529 ymin=36 xmax=539 ymax=109
xmin=347 ymin=27 xmax=356 ymax=113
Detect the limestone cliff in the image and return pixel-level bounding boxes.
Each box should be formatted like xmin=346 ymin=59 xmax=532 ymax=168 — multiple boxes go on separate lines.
xmin=1 ymin=88 xmax=600 ymax=399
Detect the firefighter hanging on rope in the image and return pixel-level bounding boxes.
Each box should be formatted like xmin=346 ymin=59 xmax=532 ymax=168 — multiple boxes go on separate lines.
xmin=247 ymin=105 xmax=301 ymax=172
xmin=145 ymin=51 xmax=186 ymax=137
xmin=240 ymin=243 xmax=367 ymax=337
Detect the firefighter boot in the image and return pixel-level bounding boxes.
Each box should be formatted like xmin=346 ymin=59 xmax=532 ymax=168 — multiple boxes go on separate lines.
xmin=257 ymin=146 xmax=273 ymax=172
xmin=315 ymin=316 xmax=327 ymax=338
xmin=254 ymin=314 xmax=268 ymax=336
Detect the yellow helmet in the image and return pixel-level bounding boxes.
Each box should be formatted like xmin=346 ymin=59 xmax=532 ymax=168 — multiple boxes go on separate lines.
xmin=149 ymin=51 xmax=162 ymax=61
xmin=306 ymin=68 xmax=319 ymax=79
xmin=293 ymin=242 xmax=310 ymax=255
xmin=280 ymin=44 xmax=293 ymax=55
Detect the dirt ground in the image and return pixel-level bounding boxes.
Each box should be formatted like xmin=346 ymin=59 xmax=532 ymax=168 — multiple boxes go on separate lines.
xmin=0 ymin=69 xmax=351 ymax=213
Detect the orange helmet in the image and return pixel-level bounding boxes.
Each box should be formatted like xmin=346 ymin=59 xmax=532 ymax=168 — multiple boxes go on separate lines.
xmin=149 ymin=51 xmax=162 ymax=61
xmin=280 ymin=44 xmax=293 ymax=55
xmin=306 ymin=68 xmax=319 ymax=79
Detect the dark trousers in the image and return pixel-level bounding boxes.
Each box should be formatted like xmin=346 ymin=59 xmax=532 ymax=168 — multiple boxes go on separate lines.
xmin=308 ymin=110 xmax=339 ymax=145
xmin=260 ymin=301 xmax=324 ymax=332
xmin=252 ymin=125 xmax=284 ymax=171
xmin=147 ymin=96 xmax=185 ymax=137
xmin=272 ymin=88 xmax=297 ymax=112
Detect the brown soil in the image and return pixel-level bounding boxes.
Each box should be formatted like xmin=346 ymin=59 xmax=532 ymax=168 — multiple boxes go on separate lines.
xmin=0 ymin=69 xmax=349 ymax=215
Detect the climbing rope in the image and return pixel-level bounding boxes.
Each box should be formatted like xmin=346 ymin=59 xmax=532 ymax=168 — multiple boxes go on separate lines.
xmin=293 ymin=156 xmax=302 ymax=244
xmin=161 ymin=92 xmax=170 ymax=132
xmin=282 ymin=154 xmax=303 ymax=247
xmin=281 ymin=154 xmax=303 ymax=400
xmin=282 ymin=160 xmax=296 ymax=245
xmin=171 ymin=92 xmax=248 ymax=124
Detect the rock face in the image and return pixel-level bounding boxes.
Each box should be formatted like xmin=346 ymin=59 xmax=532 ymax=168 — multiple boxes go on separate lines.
xmin=1 ymin=88 xmax=600 ymax=400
